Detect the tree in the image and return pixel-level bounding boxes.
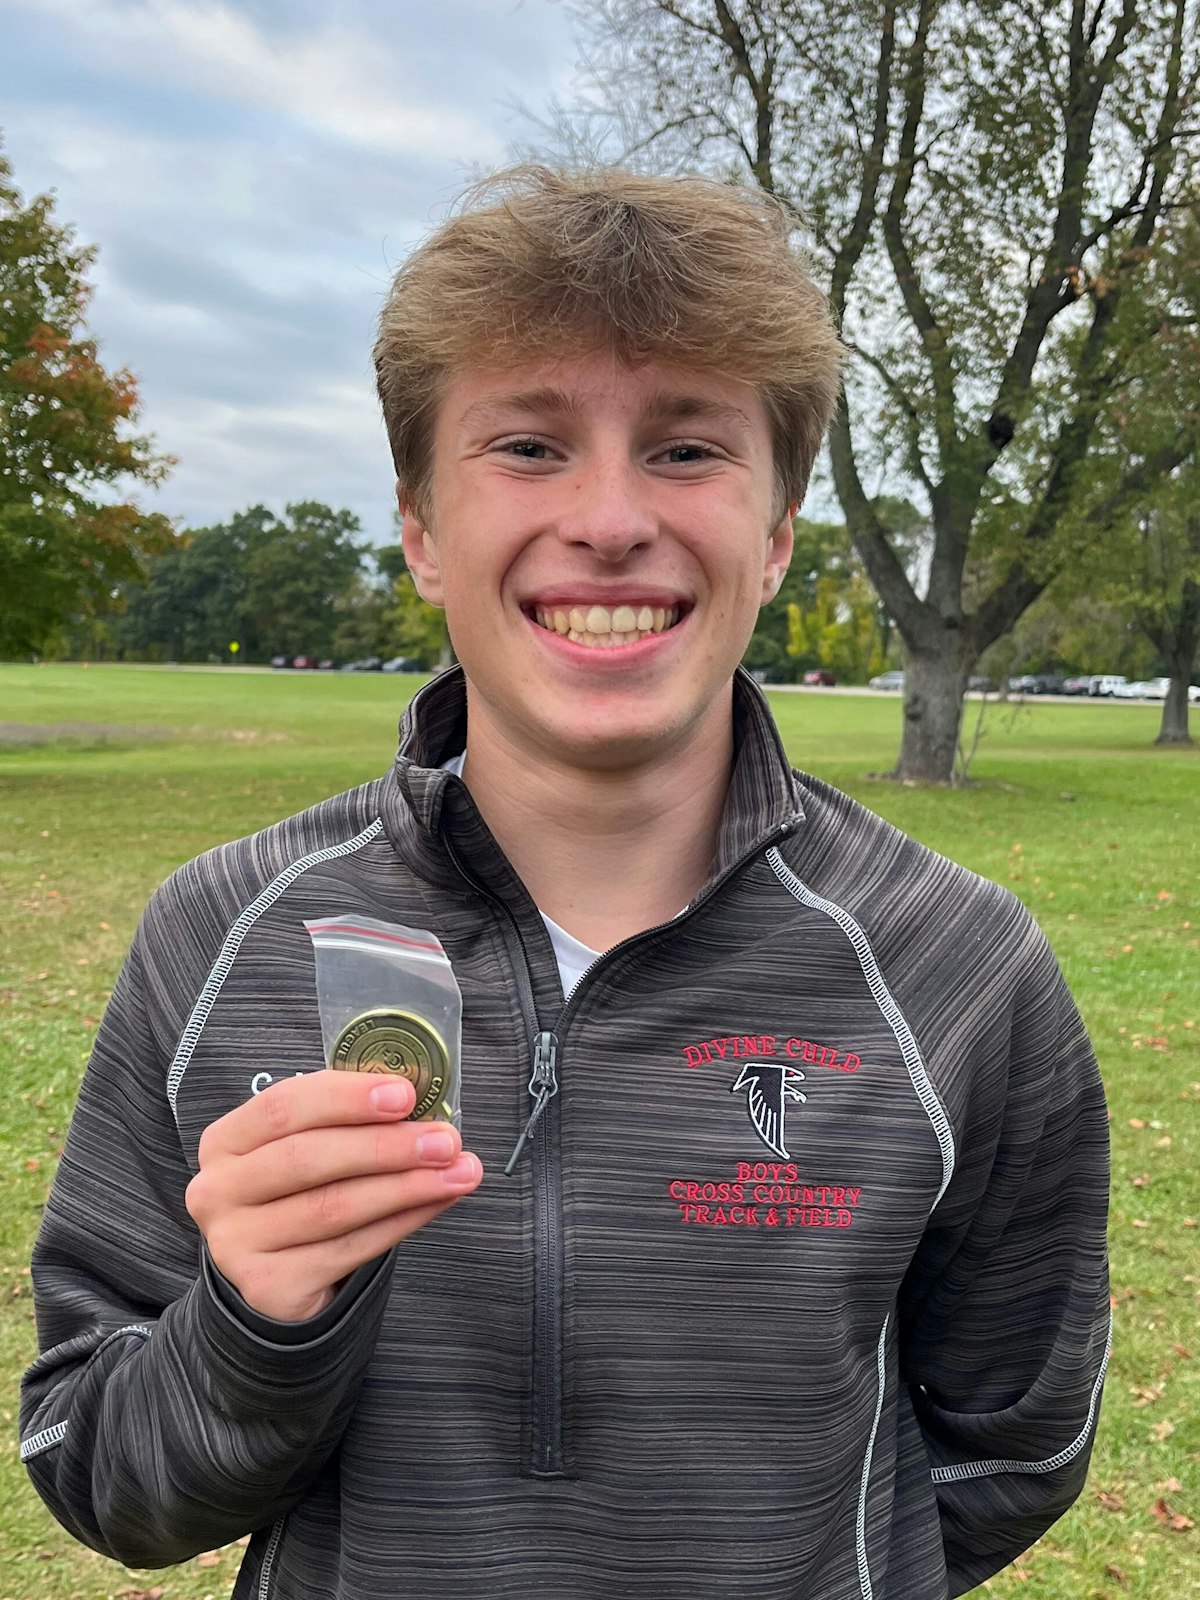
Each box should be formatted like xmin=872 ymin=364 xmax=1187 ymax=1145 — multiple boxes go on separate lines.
xmin=0 ymin=143 xmax=175 ymax=656
xmin=558 ymin=0 xmax=1199 ymax=780
xmin=745 ymin=501 xmax=920 ymax=678
xmin=1073 ymin=210 xmax=1200 ymax=743
xmin=115 ymin=503 xmax=366 ymax=662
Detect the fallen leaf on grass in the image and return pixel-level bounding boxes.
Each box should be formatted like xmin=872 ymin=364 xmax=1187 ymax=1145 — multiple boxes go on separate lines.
xmin=1171 ymin=1346 xmax=1192 ymax=1359
xmin=1096 ymin=1489 xmax=1126 ymax=1512
xmin=1149 ymin=1418 xmax=1175 ymax=1442
xmin=196 ymin=1549 xmax=223 ymax=1567
xmin=1131 ymin=1218 xmax=1149 ymax=1229
xmin=1131 ymin=1174 xmax=1151 ymax=1187
xmin=1156 ymin=890 xmax=1174 ymax=902
xmin=1157 ymin=1477 xmax=1184 ymax=1492
xmin=1128 ymin=1118 xmax=1147 ymax=1128
xmin=1154 ymin=1135 xmax=1172 ymax=1148
xmin=1152 ymin=1498 xmax=1194 ymax=1532
xmin=1130 ymin=1383 xmax=1165 ymax=1406
xmin=1104 ymin=1561 xmax=1129 ymax=1584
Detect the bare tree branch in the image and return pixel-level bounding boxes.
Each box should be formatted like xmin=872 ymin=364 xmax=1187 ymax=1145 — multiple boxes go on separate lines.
xmin=881 ymin=0 xmax=960 ymax=478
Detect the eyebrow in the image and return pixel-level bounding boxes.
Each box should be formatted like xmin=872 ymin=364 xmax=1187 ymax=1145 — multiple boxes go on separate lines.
xmin=457 ymin=386 xmax=754 ymax=438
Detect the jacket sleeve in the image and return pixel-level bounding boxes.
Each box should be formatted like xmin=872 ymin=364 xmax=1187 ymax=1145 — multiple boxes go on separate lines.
xmin=899 ymin=946 xmax=1111 ymax=1598
xmin=19 ymin=913 xmax=394 ymax=1569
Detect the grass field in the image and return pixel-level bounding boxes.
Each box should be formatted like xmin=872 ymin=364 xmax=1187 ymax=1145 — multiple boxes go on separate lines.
xmin=0 ymin=663 xmax=1196 ymax=1600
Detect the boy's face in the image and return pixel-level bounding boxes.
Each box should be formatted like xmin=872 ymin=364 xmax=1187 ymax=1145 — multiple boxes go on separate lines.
xmin=401 ymin=351 xmax=794 ymax=772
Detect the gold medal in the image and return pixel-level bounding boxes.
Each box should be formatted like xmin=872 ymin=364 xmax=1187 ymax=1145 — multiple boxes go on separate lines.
xmin=331 ymin=1008 xmax=453 ymax=1121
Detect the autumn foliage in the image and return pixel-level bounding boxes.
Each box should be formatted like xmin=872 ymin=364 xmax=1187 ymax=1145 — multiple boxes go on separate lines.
xmin=0 ymin=144 xmax=176 ymax=656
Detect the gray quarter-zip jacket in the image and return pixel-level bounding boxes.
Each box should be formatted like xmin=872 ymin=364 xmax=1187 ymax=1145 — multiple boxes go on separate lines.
xmin=21 ymin=669 xmax=1111 ymax=1600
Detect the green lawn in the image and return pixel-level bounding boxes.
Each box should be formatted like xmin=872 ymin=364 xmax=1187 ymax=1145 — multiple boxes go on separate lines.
xmin=0 ymin=664 xmax=1196 ymax=1599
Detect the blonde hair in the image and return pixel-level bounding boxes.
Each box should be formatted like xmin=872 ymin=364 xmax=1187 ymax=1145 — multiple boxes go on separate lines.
xmin=374 ymin=166 xmax=844 ymax=516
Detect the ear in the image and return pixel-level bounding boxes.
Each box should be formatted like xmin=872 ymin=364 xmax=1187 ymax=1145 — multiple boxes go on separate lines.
xmin=397 ymin=485 xmax=445 ymax=608
xmin=761 ymin=503 xmax=797 ymax=605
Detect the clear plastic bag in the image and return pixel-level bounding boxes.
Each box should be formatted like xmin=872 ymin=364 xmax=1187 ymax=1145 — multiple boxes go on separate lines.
xmin=304 ymin=915 xmax=462 ymax=1126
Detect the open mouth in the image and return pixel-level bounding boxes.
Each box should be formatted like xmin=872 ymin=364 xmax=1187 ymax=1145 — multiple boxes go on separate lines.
xmin=529 ymin=603 xmax=684 ymax=649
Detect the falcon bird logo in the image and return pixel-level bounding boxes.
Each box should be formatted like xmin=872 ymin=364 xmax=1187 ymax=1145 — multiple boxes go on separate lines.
xmin=731 ymin=1062 xmax=807 ymax=1158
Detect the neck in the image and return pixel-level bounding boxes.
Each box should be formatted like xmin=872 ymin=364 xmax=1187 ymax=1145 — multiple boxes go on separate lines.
xmin=459 ymin=694 xmax=735 ymax=952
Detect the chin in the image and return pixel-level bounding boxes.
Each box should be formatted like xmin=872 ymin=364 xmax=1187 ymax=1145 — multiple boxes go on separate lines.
xmin=533 ymin=704 xmax=697 ymax=772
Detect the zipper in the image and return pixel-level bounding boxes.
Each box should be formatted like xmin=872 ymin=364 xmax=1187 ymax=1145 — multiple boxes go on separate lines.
xmin=443 ymin=813 xmax=797 ymax=1479
xmin=441 ymin=835 xmax=565 ymax=1474
xmin=505 ymin=1031 xmax=558 ymax=1175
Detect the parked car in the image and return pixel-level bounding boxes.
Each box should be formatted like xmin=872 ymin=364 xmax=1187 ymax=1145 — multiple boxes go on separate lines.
xmin=868 ymin=670 xmax=905 ymax=691
xmin=318 ymin=659 xmax=337 ymax=671
xmin=967 ymin=674 xmax=997 ymax=693
xmin=1009 ymin=673 xmax=1067 ymax=695
xmin=382 ymin=656 xmax=424 ymax=674
xmin=1087 ymin=674 xmax=1127 ymax=697
xmin=270 ymin=654 xmax=291 ymax=669
xmin=291 ymin=655 xmax=319 ymax=670
xmin=1061 ymin=675 xmax=1092 ymax=695
xmin=1115 ymin=677 xmax=1169 ymax=699
xmin=802 ymin=669 xmax=837 ymax=686
xmin=1190 ymin=684 xmax=1200 ymax=704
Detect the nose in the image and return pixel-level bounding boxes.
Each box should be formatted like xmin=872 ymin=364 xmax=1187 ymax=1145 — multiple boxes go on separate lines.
xmin=554 ymin=451 xmax=658 ymax=562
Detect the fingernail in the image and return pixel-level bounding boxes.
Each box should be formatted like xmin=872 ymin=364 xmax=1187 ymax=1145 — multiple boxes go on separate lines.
xmin=370 ymin=1082 xmax=414 ymax=1114
xmin=416 ymin=1129 xmax=457 ymax=1163
xmin=441 ymin=1153 xmax=478 ymax=1187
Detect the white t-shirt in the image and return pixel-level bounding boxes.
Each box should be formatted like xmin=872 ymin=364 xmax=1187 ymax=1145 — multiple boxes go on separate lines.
xmin=440 ymin=754 xmax=604 ymax=994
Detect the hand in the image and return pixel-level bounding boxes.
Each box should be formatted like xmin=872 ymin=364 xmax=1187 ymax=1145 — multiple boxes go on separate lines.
xmin=185 ymin=1070 xmax=482 ymax=1322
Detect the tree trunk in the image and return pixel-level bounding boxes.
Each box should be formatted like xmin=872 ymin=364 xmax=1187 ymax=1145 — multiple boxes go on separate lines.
xmin=1149 ymin=576 xmax=1197 ymax=747
xmin=894 ymin=643 xmax=969 ymax=783
xmin=1156 ymin=675 xmax=1192 ymax=745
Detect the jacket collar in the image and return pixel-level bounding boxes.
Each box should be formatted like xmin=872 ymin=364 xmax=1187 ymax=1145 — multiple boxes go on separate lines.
xmin=379 ymin=666 xmax=804 ymax=894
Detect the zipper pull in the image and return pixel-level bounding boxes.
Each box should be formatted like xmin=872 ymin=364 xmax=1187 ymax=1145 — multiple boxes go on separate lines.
xmin=504 ymin=1031 xmax=559 ymax=1176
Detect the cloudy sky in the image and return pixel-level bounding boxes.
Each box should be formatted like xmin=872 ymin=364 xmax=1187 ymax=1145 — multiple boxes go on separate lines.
xmin=0 ymin=0 xmax=585 ymax=546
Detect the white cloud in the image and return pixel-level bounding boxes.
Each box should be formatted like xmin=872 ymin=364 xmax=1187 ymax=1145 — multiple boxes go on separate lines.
xmin=15 ymin=0 xmax=507 ymax=160
xmin=0 ymin=0 xmax=583 ymax=539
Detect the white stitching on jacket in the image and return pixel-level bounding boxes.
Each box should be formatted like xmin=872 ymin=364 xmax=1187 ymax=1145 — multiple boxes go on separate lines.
xmin=928 ymin=1312 xmax=1113 ymax=1482
xmin=165 ymin=819 xmax=384 ymax=1117
xmin=766 ymin=848 xmax=956 ymax=1204
xmin=19 ymin=1420 xmax=68 ymax=1460
xmin=258 ymin=1515 xmax=287 ymax=1600
xmin=20 ymin=1323 xmax=153 ymax=1459
xmin=856 ymin=1315 xmax=890 ymax=1600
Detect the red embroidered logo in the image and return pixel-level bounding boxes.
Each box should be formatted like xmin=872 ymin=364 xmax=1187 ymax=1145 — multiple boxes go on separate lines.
xmin=667 ymin=1166 xmax=864 ymax=1229
xmin=681 ymin=1034 xmax=861 ymax=1073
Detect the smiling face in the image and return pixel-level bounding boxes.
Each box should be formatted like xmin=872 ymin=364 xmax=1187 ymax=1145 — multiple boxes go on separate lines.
xmin=400 ymin=351 xmax=795 ymax=774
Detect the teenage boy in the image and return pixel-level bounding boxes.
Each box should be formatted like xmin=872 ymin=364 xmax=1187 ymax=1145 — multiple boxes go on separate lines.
xmin=22 ymin=168 xmax=1110 ymax=1600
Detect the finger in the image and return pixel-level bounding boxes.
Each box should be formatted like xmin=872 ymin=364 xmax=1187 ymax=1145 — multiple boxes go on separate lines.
xmin=199 ymin=1069 xmax=417 ymax=1162
xmin=225 ymin=1120 xmax=463 ymax=1207
xmin=231 ymin=1153 xmax=483 ymax=1251
xmin=236 ymin=1192 xmax=471 ymax=1322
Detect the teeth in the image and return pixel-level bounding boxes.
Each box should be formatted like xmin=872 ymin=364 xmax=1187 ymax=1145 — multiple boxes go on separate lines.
xmin=532 ymin=603 xmax=681 ymax=647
